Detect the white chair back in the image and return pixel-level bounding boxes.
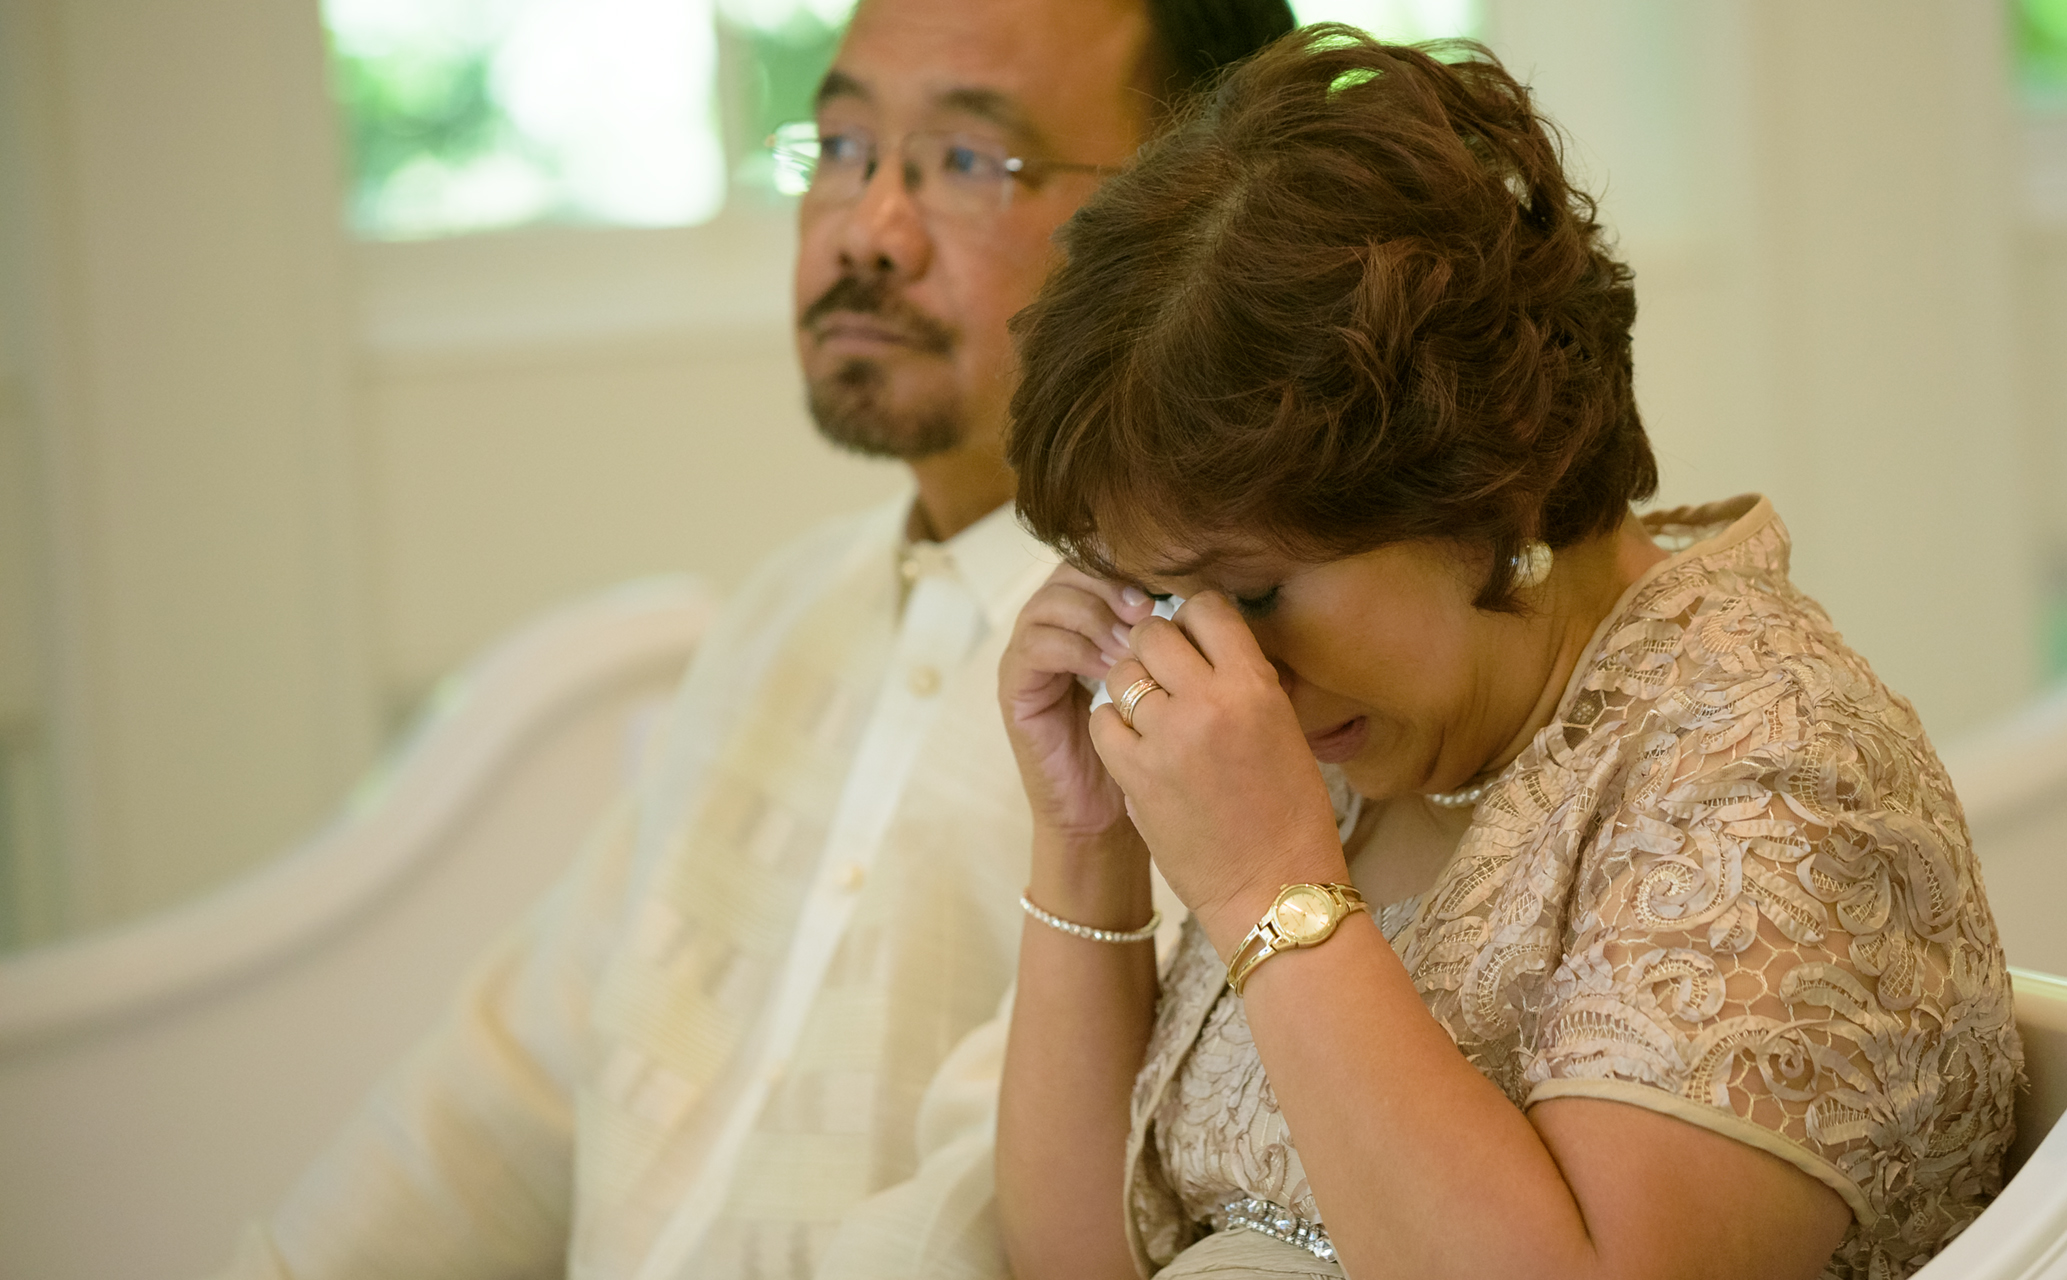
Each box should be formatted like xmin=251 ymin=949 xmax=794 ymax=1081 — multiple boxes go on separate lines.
xmin=1911 ymin=968 xmax=2067 ymax=1279
xmin=1908 ymin=698 xmax=2067 ymax=1278
xmin=2008 ymin=969 xmax=2067 ymax=1180
xmin=0 ymin=576 xmax=713 ymax=1280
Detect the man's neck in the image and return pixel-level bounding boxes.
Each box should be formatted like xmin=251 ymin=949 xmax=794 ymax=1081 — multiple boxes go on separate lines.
xmin=905 ymin=448 xmax=1016 ymax=543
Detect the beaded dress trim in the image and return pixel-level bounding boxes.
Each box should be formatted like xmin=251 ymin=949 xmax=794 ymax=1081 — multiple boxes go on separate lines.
xmin=1219 ymin=1195 xmax=1337 ymax=1262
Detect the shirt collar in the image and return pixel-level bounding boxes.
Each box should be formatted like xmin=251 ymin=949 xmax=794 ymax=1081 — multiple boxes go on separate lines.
xmin=900 ymin=498 xmax=1057 ymax=630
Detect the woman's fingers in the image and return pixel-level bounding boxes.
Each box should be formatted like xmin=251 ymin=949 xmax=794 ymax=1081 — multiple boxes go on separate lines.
xmin=1104 ymin=657 xmax=1166 ymax=709
xmin=1126 ymin=614 xmax=1215 ymax=693
xmin=1166 ymin=592 xmax=1275 ymax=674
xmin=1092 ymin=659 xmax=1178 ymax=745
xmin=1020 ymin=624 xmax=1121 ymax=685
xmin=1046 ymin=564 xmax=1161 ymax=628
xmin=1094 ymin=593 xmax=1287 ymax=753
xmin=1020 ymin=569 xmax=1161 ymax=667
xmin=1088 ymin=698 xmax=1149 ymax=757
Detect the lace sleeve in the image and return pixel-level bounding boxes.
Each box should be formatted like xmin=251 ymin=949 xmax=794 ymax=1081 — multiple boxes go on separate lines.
xmin=1523 ymin=664 xmax=2021 ymax=1272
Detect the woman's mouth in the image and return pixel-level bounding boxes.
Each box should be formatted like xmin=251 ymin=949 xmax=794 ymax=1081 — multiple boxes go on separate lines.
xmin=1305 ymin=716 xmax=1369 ymax=764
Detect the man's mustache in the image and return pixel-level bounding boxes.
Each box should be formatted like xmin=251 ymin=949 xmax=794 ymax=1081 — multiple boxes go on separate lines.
xmin=800 ymin=275 xmax=958 ymax=356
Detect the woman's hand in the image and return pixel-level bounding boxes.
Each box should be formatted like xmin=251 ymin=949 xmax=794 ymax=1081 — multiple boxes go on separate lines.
xmin=1090 ymin=592 xmax=1348 ymax=951
xmin=998 ymin=565 xmax=1159 ymax=844
xmin=998 ymin=567 xmax=1167 ymax=1280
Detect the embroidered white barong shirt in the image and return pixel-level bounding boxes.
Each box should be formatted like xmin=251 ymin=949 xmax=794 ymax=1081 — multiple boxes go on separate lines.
xmin=213 ymin=492 xmax=1054 ymax=1280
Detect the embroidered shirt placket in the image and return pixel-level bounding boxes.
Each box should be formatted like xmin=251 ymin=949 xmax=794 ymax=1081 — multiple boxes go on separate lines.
xmin=635 ymin=562 xmax=985 ymax=1280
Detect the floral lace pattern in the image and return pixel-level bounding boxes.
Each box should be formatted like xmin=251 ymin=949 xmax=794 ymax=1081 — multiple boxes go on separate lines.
xmin=1125 ymin=497 xmax=2022 ymax=1280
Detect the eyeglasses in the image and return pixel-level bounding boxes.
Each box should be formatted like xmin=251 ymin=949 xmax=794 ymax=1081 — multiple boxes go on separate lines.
xmin=766 ymin=120 xmax=1110 ymax=218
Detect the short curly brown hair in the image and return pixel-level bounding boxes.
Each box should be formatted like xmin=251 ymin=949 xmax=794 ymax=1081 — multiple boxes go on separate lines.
xmin=1008 ymin=27 xmax=1657 ymax=609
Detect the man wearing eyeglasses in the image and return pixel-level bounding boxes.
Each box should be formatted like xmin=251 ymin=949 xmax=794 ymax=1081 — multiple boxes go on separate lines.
xmin=209 ymin=2 xmax=1294 ymax=1279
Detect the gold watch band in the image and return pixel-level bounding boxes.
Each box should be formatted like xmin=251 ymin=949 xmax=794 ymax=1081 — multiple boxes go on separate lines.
xmin=1226 ymin=882 xmax=1367 ymax=995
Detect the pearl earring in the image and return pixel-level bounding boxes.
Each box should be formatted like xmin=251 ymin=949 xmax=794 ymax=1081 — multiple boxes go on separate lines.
xmin=1512 ymin=540 xmax=1553 ymax=589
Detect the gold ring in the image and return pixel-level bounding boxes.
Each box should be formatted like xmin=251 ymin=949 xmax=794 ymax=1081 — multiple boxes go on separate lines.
xmin=1115 ymin=676 xmax=1163 ymax=729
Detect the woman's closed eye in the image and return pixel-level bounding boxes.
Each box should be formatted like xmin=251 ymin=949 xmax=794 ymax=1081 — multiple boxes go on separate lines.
xmin=1232 ymin=586 xmax=1281 ymax=619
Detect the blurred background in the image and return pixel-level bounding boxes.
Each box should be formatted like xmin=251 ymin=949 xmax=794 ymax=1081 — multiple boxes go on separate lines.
xmin=0 ymin=0 xmax=2062 ymax=954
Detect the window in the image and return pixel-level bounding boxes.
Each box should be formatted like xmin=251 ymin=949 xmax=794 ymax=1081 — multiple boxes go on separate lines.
xmin=2015 ymin=1 xmax=2067 ymax=679
xmin=323 ymin=0 xmax=1478 ymax=241
xmin=322 ymin=0 xmax=805 ymax=240
xmin=2019 ymin=0 xmax=2067 ymax=107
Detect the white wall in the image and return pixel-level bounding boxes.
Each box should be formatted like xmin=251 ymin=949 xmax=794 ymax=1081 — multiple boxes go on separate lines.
xmin=2017 ymin=203 xmax=2067 ymax=615
xmin=0 ymin=0 xmax=2061 ymax=943
xmin=350 ymin=218 xmax=903 ymax=716
xmin=1485 ymin=0 xmax=2044 ymax=740
xmin=0 ymin=0 xmax=381 ymax=942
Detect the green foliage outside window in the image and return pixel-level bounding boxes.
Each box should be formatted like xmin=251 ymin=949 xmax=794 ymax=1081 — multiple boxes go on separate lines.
xmin=322 ymin=0 xmax=730 ymax=239
xmin=2021 ymin=0 xmax=2067 ymax=105
xmin=330 ymin=47 xmax=522 ymax=232
xmin=717 ymin=7 xmax=844 ymax=200
xmin=321 ymin=0 xmax=1477 ymax=240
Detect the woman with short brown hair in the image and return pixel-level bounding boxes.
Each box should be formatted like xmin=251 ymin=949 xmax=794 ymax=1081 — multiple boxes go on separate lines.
xmin=993 ymin=27 xmax=2019 ymax=1280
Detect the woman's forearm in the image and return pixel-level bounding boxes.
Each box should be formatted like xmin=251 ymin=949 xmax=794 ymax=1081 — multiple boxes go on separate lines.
xmin=1227 ymin=916 xmax=1846 ymax=1280
xmin=1235 ymin=919 xmax=1595 ymax=1278
xmin=996 ymin=826 xmax=1160 ymax=1280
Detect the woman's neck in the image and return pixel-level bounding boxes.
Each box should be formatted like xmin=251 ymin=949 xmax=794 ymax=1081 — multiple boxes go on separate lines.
xmin=1355 ymin=515 xmax=1669 ymax=904
xmin=1479 ymin=513 xmax=1670 ymax=782
xmin=1347 ymin=794 xmax=1477 ymax=906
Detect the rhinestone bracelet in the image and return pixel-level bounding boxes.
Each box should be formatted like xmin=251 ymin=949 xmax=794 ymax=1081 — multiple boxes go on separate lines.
xmin=1019 ymin=892 xmax=1161 ymax=944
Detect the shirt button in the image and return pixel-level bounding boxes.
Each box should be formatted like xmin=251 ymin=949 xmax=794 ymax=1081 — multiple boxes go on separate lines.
xmin=838 ymin=862 xmax=866 ymax=892
xmin=907 ymin=665 xmax=941 ymax=697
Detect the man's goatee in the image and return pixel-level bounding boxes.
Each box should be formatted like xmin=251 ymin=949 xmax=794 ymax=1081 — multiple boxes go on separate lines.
xmin=808 ymin=358 xmax=965 ymax=459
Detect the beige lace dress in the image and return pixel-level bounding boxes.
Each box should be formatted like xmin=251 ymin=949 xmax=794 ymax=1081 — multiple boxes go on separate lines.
xmin=1123 ymin=497 xmax=2023 ymax=1280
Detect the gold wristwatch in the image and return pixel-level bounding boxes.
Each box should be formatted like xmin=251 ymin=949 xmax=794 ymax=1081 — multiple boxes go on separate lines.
xmin=1226 ymin=883 xmax=1368 ymax=995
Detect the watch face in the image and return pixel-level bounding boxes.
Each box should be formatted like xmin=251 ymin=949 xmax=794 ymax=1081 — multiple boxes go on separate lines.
xmin=1272 ymin=885 xmax=1336 ymax=944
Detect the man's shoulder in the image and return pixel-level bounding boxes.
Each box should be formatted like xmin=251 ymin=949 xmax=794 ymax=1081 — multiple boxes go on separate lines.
xmin=722 ymin=494 xmax=909 ymax=616
xmin=630 ymin=495 xmax=908 ymax=819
